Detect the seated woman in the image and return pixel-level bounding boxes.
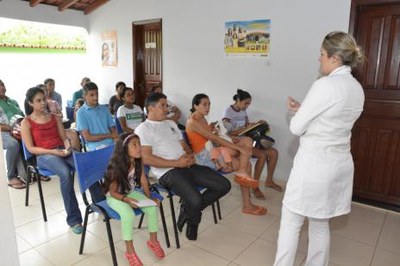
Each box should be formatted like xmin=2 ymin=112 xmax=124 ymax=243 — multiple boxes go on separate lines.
xmin=223 ymin=89 xmax=281 ymax=199
xmin=21 ymin=86 xmax=83 ymax=234
xmin=116 ymin=87 xmax=144 ymax=133
xmin=109 ymin=81 xmax=126 ymax=115
xmin=186 ymin=93 xmax=267 ymax=215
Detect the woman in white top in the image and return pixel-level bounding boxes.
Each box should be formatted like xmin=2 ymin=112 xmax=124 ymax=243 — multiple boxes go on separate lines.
xmin=273 ymin=31 xmax=365 ymax=266
xmin=117 ymin=87 xmax=144 ymax=133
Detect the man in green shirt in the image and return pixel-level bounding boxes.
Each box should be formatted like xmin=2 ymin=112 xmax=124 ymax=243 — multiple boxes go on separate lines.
xmin=0 ymin=79 xmax=26 ymax=189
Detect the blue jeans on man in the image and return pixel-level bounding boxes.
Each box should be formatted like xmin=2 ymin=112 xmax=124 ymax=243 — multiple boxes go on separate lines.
xmin=2 ymin=132 xmax=26 ymax=180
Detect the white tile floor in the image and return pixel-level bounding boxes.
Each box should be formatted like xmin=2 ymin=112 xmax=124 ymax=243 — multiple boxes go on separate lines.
xmin=8 ymin=176 xmax=400 ymax=266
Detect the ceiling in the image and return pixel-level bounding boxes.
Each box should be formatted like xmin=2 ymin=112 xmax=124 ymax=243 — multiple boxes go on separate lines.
xmin=21 ymin=0 xmax=110 ymax=15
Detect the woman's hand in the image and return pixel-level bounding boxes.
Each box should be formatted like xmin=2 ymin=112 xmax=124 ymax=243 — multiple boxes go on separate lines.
xmin=52 ymin=149 xmax=71 ymax=157
xmin=287 ymin=97 xmax=301 ymax=112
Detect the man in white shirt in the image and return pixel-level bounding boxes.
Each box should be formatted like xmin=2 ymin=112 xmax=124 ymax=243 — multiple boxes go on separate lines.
xmin=135 ymin=93 xmax=231 ymax=241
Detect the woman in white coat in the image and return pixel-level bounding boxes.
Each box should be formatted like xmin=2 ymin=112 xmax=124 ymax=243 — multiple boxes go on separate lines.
xmin=274 ymin=31 xmax=365 ymax=266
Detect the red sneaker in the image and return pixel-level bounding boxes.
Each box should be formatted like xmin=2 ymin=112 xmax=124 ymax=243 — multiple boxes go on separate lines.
xmin=147 ymin=240 xmax=165 ymax=259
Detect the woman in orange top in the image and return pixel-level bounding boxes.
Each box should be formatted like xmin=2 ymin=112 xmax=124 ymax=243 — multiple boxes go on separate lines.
xmin=186 ymin=93 xmax=267 ymax=216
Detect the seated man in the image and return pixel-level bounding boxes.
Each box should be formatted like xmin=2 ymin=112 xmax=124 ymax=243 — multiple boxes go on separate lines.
xmin=135 ymin=92 xmax=231 ymax=240
xmin=0 ymin=79 xmax=27 ymax=189
xmin=76 ymin=81 xmax=118 ymax=151
xmin=72 ymin=77 xmax=90 ymax=107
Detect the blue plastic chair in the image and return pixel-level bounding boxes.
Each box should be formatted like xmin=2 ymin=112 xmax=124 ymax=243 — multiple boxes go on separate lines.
xmin=22 ymin=141 xmax=62 ymax=222
xmin=73 ymin=145 xmax=169 ymax=265
xmin=114 ymin=114 xmax=123 ymax=135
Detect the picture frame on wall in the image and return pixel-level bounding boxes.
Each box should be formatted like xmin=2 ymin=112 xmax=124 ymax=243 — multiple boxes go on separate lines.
xmin=224 ymin=19 xmax=271 ymax=57
xmin=101 ymin=31 xmax=117 ymax=66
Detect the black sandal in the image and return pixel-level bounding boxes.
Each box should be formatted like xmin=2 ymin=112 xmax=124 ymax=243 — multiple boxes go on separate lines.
xmin=40 ymin=175 xmax=51 ymax=182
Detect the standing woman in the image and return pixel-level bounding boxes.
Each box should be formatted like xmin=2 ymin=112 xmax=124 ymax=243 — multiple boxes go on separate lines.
xmin=21 ymin=87 xmax=83 ymax=234
xmin=273 ymin=31 xmax=365 ymax=266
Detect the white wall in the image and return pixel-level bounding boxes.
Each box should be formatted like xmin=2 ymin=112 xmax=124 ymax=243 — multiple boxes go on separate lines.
xmin=87 ymin=0 xmax=352 ymax=180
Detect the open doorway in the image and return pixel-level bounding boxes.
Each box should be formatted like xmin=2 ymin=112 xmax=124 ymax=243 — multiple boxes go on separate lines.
xmin=132 ymin=19 xmax=163 ymax=108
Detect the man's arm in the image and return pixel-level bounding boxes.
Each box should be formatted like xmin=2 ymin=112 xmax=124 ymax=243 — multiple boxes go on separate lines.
xmin=141 ymin=146 xmax=193 ymax=169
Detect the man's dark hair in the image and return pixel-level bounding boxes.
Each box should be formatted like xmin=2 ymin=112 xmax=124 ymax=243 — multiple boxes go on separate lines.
xmin=83 ymin=81 xmax=98 ymax=94
xmin=145 ymin=92 xmax=167 ymax=113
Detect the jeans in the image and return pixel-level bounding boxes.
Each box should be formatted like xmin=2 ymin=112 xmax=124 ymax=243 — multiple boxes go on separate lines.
xmin=195 ymin=148 xmax=216 ymax=169
xmin=159 ymin=164 xmax=231 ymax=226
xmin=2 ymin=132 xmax=26 ymax=180
xmin=274 ymin=206 xmax=330 ymax=266
xmin=37 ymin=153 xmax=82 ymax=226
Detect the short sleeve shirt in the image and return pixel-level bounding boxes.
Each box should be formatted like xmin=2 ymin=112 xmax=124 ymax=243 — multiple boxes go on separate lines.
xmin=222 ymin=105 xmax=248 ymax=131
xmin=117 ymin=105 xmax=143 ymax=130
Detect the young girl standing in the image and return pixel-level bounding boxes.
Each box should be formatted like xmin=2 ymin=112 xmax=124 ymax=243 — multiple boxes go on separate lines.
xmin=103 ymin=133 xmax=165 ymax=266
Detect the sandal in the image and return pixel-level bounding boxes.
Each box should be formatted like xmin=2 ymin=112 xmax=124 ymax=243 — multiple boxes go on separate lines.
xmin=242 ymin=206 xmax=267 ymax=216
xmin=125 ymin=251 xmax=143 ymax=266
xmin=252 ymin=187 xmax=266 ymax=200
xmin=264 ymin=181 xmax=283 ymax=192
xmin=147 ymin=240 xmax=165 ymax=259
xmin=8 ymin=177 xmax=26 ymax=190
xmin=40 ymin=175 xmax=51 ymax=182
xmin=234 ymin=174 xmax=259 ymax=189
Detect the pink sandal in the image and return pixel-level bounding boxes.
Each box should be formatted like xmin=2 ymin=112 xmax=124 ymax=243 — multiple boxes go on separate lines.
xmin=125 ymin=252 xmax=143 ymax=266
xmin=147 ymin=240 xmax=165 ymax=259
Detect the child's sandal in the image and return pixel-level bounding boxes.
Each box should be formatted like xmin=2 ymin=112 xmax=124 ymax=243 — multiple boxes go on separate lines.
xmin=125 ymin=251 xmax=143 ymax=266
xmin=147 ymin=240 xmax=165 ymax=259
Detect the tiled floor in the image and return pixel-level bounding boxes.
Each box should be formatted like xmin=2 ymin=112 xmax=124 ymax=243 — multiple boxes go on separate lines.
xmin=8 ymin=175 xmax=400 ymax=266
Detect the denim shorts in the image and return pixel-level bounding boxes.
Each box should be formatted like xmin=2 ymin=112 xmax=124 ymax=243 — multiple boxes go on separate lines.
xmin=195 ymin=148 xmax=216 ymax=170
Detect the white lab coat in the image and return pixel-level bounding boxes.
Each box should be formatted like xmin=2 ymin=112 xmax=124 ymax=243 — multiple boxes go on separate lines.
xmin=283 ymin=66 xmax=364 ymax=219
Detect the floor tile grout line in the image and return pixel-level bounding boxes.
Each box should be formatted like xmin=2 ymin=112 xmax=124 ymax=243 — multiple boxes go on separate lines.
xmin=368 ymin=211 xmax=388 ymax=266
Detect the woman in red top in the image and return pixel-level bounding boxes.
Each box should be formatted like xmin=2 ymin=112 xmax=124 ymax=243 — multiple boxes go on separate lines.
xmin=21 ymin=86 xmax=83 ymax=234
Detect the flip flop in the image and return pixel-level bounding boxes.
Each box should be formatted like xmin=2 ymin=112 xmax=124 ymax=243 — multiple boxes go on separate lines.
xmin=234 ymin=175 xmax=259 ymax=189
xmin=264 ymin=182 xmax=283 ymax=192
xmin=242 ymin=206 xmax=267 ymax=216
xmin=252 ymin=187 xmax=266 ymax=200
xmin=40 ymin=175 xmax=51 ymax=182
xmin=8 ymin=177 xmax=26 ymax=190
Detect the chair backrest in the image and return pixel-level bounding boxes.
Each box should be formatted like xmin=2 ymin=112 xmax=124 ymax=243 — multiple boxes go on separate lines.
xmin=66 ymin=106 xmax=75 ymax=121
xmin=114 ymin=114 xmax=123 ymax=135
xmin=22 ymin=140 xmax=34 ymax=161
xmin=73 ymin=144 xmax=114 ymax=194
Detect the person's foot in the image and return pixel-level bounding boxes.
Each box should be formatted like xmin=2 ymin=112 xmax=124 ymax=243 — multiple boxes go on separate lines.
xmin=71 ymin=224 xmax=83 ymax=234
xmin=234 ymin=173 xmax=259 ymax=189
xmin=125 ymin=251 xmax=143 ymax=266
xmin=147 ymin=240 xmax=165 ymax=259
xmin=186 ymin=224 xmax=199 ymax=240
xmin=264 ymin=181 xmax=283 ymax=192
xmin=252 ymin=187 xmax=266 ymax=200
xmin=242 ymin=205 xmax=267 ymax=216
xmin=8 ymin=177 xmax=26 ymax=189
xmin=177 ymin=203 xmax=187 ymax=232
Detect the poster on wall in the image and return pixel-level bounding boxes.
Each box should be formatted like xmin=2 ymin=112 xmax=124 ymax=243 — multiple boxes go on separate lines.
xmin=224 ymin=19 xmax=270 ymax=57
xmin=101 ymin=31 xmax=117 ymax=66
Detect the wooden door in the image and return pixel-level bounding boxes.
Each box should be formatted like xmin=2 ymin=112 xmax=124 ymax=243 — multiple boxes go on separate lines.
xmin=132 ymin=20 xmax=162 ymax=108
xmin=350 ymin=0 xmax=400 ymax=210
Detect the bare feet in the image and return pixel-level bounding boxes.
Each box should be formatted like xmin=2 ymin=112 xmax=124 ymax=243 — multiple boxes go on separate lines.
xmin=264 ymin=181 xmax=283 ymax=192
xmin=252 ymin=187 xmax=266 ymax=200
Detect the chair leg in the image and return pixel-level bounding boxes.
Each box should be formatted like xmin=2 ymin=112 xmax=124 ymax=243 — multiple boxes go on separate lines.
xmin=36 ymin=172 xmax=47 ymax=222
xmin=25 ymin=166 xmax=33 ymax=207
xmin=137 ymin=213 xmax=145 ymax=229
xmin=105 ymin=218 xmax=118 ymax=266
xmin=217 ymin=200 xmax=222 ymax=220
xmin=168 ymin=193 xmax=180 ymax=249
xmin=79 ymin=207 xmax=90 ymax=255
xmin=158 ymin=201 xmax=170 ymax=248
xmin=211 ymin=203 xmax=217 ymax=224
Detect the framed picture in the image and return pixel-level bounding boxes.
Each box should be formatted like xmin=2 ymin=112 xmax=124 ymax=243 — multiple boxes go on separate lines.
xmin=224 ymin=19 xmax=271 ymax=57
xmin=101 ymin=31 xmax=117 ymax=66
